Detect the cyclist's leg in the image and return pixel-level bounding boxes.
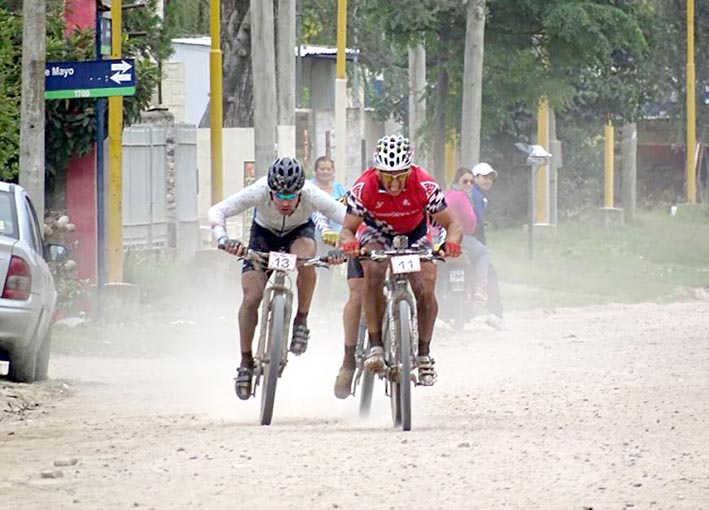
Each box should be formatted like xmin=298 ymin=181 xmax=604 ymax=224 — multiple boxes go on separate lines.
xmin=360 ymin=242 xmax=387 ymax=372
xmin=236 ymin=269 xmax=268 ymax=399
xmin=334 ymin=263 xmax=363 ymax=398
xmin=289 ymin=230 xmax=317 ymax=354
xmin=408 ymin=262 xmax=438 ymax=385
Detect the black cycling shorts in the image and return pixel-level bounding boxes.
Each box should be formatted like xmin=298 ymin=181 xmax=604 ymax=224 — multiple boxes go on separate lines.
xmin=243 ymin=220 xmax=315 ymax=273
xmin=347 ymin=257 xmax=364 ymax=280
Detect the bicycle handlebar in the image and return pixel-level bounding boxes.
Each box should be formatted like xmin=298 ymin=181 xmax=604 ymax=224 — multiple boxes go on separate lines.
xmin=357 ymin=247 xmax=445 ymax=263
xmin=219 ymin=245 xmax=331 ymax=268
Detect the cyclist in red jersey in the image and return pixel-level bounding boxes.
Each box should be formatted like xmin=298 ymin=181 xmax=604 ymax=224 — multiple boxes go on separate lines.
xmin=339 ymin=135 xmax=463 ymax=386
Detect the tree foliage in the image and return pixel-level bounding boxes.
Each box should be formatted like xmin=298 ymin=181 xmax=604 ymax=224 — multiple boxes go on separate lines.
xmin=0 ymin=1 xmax=171 ymax=185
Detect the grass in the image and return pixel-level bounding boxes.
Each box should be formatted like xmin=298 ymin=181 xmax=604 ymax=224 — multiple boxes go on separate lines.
xmin=488 ymin=207 xmax=709 ymax=310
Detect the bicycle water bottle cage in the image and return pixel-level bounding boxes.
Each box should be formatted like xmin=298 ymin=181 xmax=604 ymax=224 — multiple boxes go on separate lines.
xmin=393 ymin=235 xmax=408 ymax=250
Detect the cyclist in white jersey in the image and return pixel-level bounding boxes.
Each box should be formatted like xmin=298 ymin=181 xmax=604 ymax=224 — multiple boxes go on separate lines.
xmin=209 ymin=157 xmax=346 ymax=400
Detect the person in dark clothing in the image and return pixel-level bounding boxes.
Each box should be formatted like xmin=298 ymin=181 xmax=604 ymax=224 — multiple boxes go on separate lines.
xmin=470 ymin=163 xmax=504 ymax=330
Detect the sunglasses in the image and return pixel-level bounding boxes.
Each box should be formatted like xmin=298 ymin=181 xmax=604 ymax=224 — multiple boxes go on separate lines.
xmin=274 ymin=191 xmax=299 ymax=201
xmin=460 ymin=178 xmax=474 ymax=185
xmin=380 ymin=170 xmax=411 ymax=186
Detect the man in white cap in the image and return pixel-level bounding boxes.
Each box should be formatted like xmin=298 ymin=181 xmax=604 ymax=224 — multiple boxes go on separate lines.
xmin=471 ymin=162 xmax=504 ymax=330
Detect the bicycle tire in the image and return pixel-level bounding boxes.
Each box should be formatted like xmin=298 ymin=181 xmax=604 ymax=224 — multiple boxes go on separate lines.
xmin=397 ymin=300 xmax=413 ymax=431
xmin=357 ymin=317 xmax=375 ymax=417
xmin=385 ymin=313 xmax=402 ymax=428
xmin=260 ymin=293 xmax=285 ymax=426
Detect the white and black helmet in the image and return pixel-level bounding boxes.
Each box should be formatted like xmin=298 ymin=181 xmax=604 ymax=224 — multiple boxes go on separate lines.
xmin=373 ymin=135 xmax=413 ymax=172
xmin=267 ymin=157 xmax=305 ymax=194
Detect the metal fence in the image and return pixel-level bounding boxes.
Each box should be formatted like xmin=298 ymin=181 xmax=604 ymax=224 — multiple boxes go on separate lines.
xmin=122 ymin=123 xmax=199 ymax=259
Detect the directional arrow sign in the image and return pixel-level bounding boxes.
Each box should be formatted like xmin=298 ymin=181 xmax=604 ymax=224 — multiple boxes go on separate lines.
xmin=45 ymin=59 xmax=136 ymax=99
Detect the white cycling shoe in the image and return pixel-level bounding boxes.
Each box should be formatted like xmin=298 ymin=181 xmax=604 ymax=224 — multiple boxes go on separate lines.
xmin=416 ymin=356 xmax=437 ymax=386
xmin=364 ymin=345 xmax=385 ymax=373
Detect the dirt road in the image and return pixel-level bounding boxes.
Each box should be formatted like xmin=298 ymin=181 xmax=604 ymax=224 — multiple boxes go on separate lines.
xmin=1 ymin=299 xmax=708 ymax=510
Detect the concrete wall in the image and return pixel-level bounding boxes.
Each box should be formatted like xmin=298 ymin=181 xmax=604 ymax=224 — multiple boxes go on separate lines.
xmin=169 ymin=39 xmax=211 ymax=126
xmin=162 ymin=61 xmax=186 ymax=123
xmin=197 ymin=128 xmax=254 ymax=240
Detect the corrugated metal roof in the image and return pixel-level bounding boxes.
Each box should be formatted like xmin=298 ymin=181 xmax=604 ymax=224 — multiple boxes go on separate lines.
xmin=171 ymin=38 xmax=358 ymax=59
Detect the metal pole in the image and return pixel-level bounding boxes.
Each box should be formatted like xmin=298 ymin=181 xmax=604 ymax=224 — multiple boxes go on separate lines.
xmin=686 ymin=0 xmax=697 ymax=204
xmin=536 ymin=97 xmax=549 ymax=223
xmin=95 ymin=6 xmax=107 ymax=310
xmin=528 ymin=164 xmax=536 ymax=260
xmin=107 ymin=0 xmax=124 ymax=282
xmin=604 ymin=120 xmax=614 ymax=208
xmin=210 ymin=0 xmax=223 ymax=204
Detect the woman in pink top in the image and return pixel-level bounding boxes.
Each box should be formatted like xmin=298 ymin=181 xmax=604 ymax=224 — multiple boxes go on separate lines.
xmin=444 ymin=167 xmax=490 ymax=305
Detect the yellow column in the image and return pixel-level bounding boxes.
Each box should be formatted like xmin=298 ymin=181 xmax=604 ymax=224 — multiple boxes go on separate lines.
xmin=686 ymin=0 xmax=697 ymax=204
xmin=536 ymin=97 xmax=548 ymax=223
xmin=107 ymin=0 xmax=123 ymax=282
xmin=604 ymin=121 xmax=614 ymax=208
xmin=210 ymin=0 xmax=223 ymax=204
xmin=445 ymin=137 xmax=458 ymax=186
xmin=335 ymin=0 xmax=348 ymax=185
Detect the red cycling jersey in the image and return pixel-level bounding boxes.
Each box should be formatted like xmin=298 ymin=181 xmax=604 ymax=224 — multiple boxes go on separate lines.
xmin=346 ymin=165 xmax=446 ymax=236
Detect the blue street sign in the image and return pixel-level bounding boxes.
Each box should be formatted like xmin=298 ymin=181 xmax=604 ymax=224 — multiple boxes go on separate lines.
xmin=45 ymin=59 xmax=136 ymax=99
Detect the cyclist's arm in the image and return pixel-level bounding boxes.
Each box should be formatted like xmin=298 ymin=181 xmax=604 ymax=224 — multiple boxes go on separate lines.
xmin=338 ymin=213 xmax=363 ymax=247
xmin=208 ymin=180 xmax=266 ymax=243
xmin=311 ymin=211 xmax=331 ymax=234
xmin=306 ymin=182 xmax=347 ymax=223
xmin=432 ymin=208 xmax=463 ymax=246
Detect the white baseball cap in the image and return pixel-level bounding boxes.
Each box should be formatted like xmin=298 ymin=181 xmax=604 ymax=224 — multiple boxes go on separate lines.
xmin=472 ymin=162 xmax=498 ymax=177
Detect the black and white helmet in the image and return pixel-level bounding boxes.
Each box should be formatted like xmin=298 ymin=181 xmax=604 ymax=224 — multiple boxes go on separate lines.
xmin=373 ymin=135 xmax=413 ymax=172
xmin=267 ymin=157 xmax=305 ymax=194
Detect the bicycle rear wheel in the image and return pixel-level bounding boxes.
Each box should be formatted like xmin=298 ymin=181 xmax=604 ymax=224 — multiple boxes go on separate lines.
xmin=396 ymin=300 xmax=413 ymax=431
xmin=353 ymin=313 xmax=373 ymax=416
xmin=260 ymin=293 xmax=285 ymax=426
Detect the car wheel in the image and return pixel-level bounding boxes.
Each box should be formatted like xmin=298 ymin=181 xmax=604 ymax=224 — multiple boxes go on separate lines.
xmin=34 ymin=329 xmax=52 ymax=381
xmin=9 ymin=343 xmax=37 ymax=383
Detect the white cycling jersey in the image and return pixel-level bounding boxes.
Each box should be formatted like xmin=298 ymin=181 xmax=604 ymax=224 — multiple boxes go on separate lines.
xmin=209 ymin=177 xmax=346 ymax=242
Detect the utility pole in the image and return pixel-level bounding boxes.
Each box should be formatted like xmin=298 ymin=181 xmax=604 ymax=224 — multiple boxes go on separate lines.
xmin=19 ymin=0 xmax=47 ymax=220
xmin=107 ymin=0 xmax=124 ymax=282
xmin=460 ymin=0 xmax=486 ymax=167
xmin=408 ymin=44 xmax=426 ymax=165
xmin=252 ymin=0 xmax=278 ymax=177
xmin=686 ymin=0 xmax=697 ymax=204
xmin=210 ymin=0 xmax=223 ymax=203
xmin=277 ymin=0 xmax=296 ymax=158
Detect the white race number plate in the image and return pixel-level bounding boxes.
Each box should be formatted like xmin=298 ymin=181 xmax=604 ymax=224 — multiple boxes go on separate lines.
xmin=391 ymin=254 xmax=421 ymax=274
xmin=268 ymin=252 xmax=297 ymax=271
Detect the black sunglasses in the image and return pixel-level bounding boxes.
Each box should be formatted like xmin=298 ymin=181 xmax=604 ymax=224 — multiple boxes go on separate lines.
xmin=461 ymin=178 xmax=474 ymax=185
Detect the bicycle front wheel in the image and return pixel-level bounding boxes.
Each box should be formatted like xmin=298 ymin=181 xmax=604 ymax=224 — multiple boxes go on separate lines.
xmin=260 ymin=293 xmax=286 ymax=426
xmin=395 ymin=300 xmax=413 ymax=431
xmin=357 ymin=316 xmax=375 ymax=417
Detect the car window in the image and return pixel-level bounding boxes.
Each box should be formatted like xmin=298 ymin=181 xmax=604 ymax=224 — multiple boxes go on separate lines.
xmin=0 ymin=190 xmax=19 ymax=239
xmin=24 ymin=196 xmax=43 ymax=253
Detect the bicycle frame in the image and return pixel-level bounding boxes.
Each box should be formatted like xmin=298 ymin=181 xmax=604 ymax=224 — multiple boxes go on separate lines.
xmin=253 ymin=268 xmax=294 ymax=392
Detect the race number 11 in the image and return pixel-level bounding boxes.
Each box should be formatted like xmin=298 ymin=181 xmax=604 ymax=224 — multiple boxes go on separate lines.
xmin=391 ymin=255 xmax=421 ymax=274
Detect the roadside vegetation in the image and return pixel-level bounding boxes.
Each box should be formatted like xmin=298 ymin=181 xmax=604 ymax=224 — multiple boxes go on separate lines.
xmin=490 ymin=207 xmax=709 ymax=309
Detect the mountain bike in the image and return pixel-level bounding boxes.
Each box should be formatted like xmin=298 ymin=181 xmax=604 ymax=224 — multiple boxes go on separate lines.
xmin=359 ymin=236 xmax=441 ymax=431
xmin=235 ymin=249 xmax=329 ymax=425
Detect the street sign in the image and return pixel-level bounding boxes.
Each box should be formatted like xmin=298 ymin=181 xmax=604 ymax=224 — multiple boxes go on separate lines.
xmin=45 ymin=59 xmax=136 ymax=100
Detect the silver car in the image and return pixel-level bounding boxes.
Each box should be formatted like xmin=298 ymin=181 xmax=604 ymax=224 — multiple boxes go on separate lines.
xmin=1 ymin=182 xmax=66 ymax=382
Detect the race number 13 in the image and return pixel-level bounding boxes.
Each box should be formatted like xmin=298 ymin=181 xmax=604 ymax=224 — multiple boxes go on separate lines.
xmin=391 ymin=255 xmax=421 ymax=274
xmin=268 ymin=252 xmax=297 ymax=271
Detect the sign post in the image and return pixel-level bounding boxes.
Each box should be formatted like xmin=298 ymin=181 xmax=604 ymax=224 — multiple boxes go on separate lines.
xmin=44 ymin=59 xmax=136 ymax=99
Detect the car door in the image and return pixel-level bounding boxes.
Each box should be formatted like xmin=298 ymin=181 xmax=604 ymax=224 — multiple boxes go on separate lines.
xmin=22 ymin=194 xmax=56 ymax=329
